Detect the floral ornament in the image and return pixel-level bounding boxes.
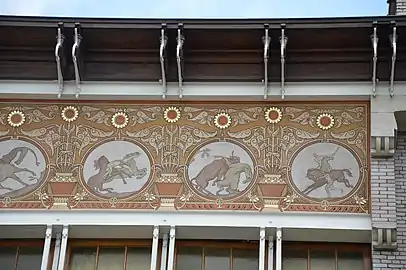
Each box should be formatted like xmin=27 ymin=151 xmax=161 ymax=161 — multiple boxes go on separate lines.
xmin=61 ymin=106 xmax=79 ymax=122
xmin=214 ymin=112 xmax=231 ymax=129
xmin=111 ymin=112 xmax=129 ymax=129
xmin=316 ymin=113 xmax=335 ymax=130
xmin=264 ymin=107 xmax=282 ymax=124
xmin=163 ymin=106 xmax=181 ymax=123
xmin=7 ymin=110 xmax=25 ymax=127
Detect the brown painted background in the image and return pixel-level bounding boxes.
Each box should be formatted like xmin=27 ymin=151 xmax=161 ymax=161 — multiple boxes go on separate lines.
xmin=0 ymin=101 xmax=369 ymax=213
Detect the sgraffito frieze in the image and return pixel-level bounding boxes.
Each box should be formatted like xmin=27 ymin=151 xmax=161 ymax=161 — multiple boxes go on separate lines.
xmin=0 ymin=102 xmax=369 ymax=213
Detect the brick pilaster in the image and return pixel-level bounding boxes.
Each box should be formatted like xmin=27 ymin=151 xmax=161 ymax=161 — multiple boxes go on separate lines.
xmin=396 ymin=0 xmax=406 ymax=15
xmin=371 ymin=133 xmax=406 ymax=269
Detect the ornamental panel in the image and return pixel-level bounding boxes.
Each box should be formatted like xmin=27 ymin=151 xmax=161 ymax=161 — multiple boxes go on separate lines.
xmin=0 ymin=102 xmax=369 ymax=213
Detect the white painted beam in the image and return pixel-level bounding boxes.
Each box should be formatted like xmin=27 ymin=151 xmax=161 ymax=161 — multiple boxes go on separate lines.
xmin=167 ymin=226 xmax=176 ymax=270
xmin=160 ymin=233 xmax=169 ymax=270
xmin=268 ymin=236 xmax=274 ymax=270
xmin=150 ymin=226 xmax=160 ymax=270
xmin=40 ymin=225 xmax=52 ymax=270
xmin=57 ymin=225 xmax=69 ymax=270
xmin=0 ymin=210 xmax=371 ymax=231
xmin=275 ymin=228 xmax=282 ymax=270
xmin=259 ymin=227 xmax=266 ymax=270
xmin=0 ymin=80 xmax=404 ymax=100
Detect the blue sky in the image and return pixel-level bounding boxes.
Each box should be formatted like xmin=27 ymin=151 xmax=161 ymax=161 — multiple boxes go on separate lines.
xmin=0 ymin=0 xmax=388 ymax=18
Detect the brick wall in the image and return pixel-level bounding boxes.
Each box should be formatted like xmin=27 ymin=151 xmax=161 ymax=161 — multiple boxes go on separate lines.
xmin=372 ymin=133 xmax=406 ymax=269
xmin=397 ymin=0 xmax=406 ymax=15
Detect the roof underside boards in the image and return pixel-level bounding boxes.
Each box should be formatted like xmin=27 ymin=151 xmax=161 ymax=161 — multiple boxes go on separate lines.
xmin=0 ymin=15 xmax=405 ymax=82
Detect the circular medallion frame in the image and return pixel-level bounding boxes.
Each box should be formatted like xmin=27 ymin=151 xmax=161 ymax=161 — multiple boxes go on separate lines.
xmin=185 ymin=138 xmax=257 ymax=201
xmin=288 ymin=140 xmax=364 ymax=203
xmin=81 ymin=138 xmax=154 ymax=199
xmin=0 ymin=136 xmax=49 ymax=200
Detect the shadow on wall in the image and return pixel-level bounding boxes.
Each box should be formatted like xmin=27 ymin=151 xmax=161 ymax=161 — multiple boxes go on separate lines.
xmin=394 ymin=111 xmax=406 ymax=132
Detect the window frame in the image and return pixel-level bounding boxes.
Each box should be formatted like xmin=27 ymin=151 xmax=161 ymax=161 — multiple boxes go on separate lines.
xmin=0 ymin=239 xmax=54 ymax=270
xmin=282 ymin=242 xmax=371 ymax=270
xmin=175 ymin=240 xmax=261 ymax=270
xmin=65 ymin=239 xmax=157 ymax=270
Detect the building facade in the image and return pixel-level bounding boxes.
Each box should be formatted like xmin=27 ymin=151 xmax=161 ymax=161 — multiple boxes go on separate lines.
xmin=0 ymin=14 xmax=405 ymax=270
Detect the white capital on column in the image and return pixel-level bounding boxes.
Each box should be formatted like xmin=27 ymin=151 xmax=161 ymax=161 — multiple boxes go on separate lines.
xmin=259 ymin=227 xmax=266 ymax=270
xmin=41 ymin=225 xmax=53 ymax=270
xmin=160 ymin=233 xmax=169 ymax=270
xmin=275 ymin=228 xmax=282 ymax=270
xmin=167 ymin=226 xmax=176 ymax=270
xmin=57 ymin=225 xmax=69 ymax=270
xmin=268 ymin=236 xmax=274 ymax=270
xmin=150 ymin=226 xmax=160 ymax=270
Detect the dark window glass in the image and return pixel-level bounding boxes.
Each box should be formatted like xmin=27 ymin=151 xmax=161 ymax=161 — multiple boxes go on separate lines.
xmin=337 ymin=251 xmax=364 ymax=270
xmin=97 ymin=247 xmax=125 ymax=270
xmin=282 ymin=249 xmax=307 ymax=270
xmin=204 ymin=248 xmax=230 ymax=270
xmin=69 ymin=247 xmax=97 ymax=270
xmin=0 ymin=246 xmax=17 ymax=270
xmin=309 ymin=250 xmax=335 ymax=270
xmin=126 ymin=247 xmax=151 ymax=270
xmin=16 ymin=246 xmax=43 ymax=270
xmin=176 ymin=247 xmax=202 ymax=270
xmin=232 ymin=248 xmax=258 ymax=270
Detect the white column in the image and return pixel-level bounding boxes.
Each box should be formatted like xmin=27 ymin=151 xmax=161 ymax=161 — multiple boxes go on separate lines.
xmin=40 ymin=225 xmax=53 ymax=270
xmin=259 ymin=227 xmax=266 ymax=270
xmin=275 ymin=228 xmax=282 ymax=270
xmin=160 ymin=233 xmax=169 ymax=270
xmin=57 ymin=225 xmax=69 ymax=270
xmin=51 ymin=233 xmax=61 ymax=270
xmin=150 ymin=226 xmax=160 ymax=270
xmin=267 ymin=236 xmax=274 ymax=270
xmin=167 ymin=226 xmax=176 ymax=270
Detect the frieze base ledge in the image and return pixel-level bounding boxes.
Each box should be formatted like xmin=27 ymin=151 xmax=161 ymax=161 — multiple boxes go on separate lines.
xmin=372 ymin=222 xmax=397 ymax=251
xmin=371 ymin=135 xmax=396 ymax=158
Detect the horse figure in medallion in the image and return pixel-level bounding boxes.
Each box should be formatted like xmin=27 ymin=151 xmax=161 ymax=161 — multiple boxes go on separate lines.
xmin=87 ymin=152 xmax=147 ymax=194
xmin=301 ymin=147 xmax=354 ymax=198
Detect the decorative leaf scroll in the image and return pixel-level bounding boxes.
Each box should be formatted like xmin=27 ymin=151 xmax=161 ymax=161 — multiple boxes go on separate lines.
xmin=0 ymin=102 xmax=368 ymax=213
xmin=184 ymin=106 xmax=262 ymax=127
xmin=82 ymin=106 xmax=161 ymax=126
xmin=285 ymin=106 xmax=365 ymax=129
xmin=331 ymin=127 xmax=366 ymax=154
xmin=0 ymin=105 xmax=58 ymax=125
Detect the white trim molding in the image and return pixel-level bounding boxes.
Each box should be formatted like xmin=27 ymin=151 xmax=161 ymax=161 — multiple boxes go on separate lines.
xmin=0 ymin=210 xmax=371 ymax=231
xmin=1 ymin=80 xmax=405 ymax=100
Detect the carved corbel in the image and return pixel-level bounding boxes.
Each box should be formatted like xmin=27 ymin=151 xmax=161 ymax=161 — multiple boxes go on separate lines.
xmin=160 ymin=24 xmax=168 ymax=99
xmin=279 ymin=24 xmax=288 ymax=100
xmin=371 ymin=135 xmax=396 ymax=157
xmin=176 ymin=23 xmax=185 ymax=99
xmin=55 ymin=22 xmax=65 ymax=98
xmin=372 ymin=223 xmax=397 ymax=251
xmin=371 ymin=21 xmax=379 ymax=97
xmin=389 ymin=21 xmax=397 ymax=97
xmin=263 ymin=24 xmax=271 ymax=99
xmin=72 ymin=23 xmax=83 ymax=99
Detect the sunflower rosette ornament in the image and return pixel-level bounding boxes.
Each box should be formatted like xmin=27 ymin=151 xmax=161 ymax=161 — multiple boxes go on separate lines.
xmin=111 ymin=112 xmax=129 ymax=129
xmin=214 ymin=112 xmax=232 ymax=129
xmin=61 ymin=106 xmax=79 ymax=122
xmin=163 ymin=106 xmax=181 ymax=123
xmin=7 ymin=110 xmax=26 ymax=127
xmin=264 ymin=107 xmax=282 ymax=124
xmin=316 ymin=113 xmax=335 ymax=130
